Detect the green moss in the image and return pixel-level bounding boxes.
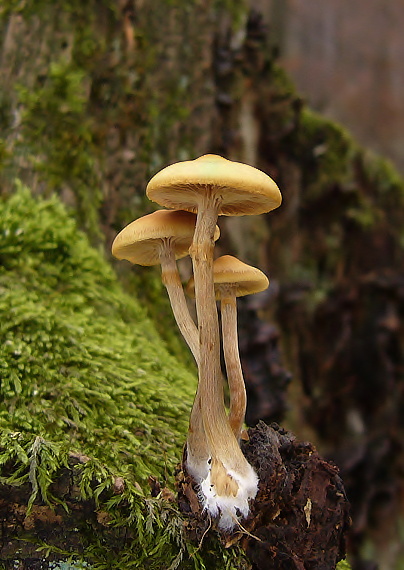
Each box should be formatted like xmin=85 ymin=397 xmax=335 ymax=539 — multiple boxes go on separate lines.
xmin=269 ymin=63 xmax=404 ymax=218
xmin=1 ymin=0 xmax=229 ymax=247
xmin=15 ymin=59 xmax=102 ymax=237
xmin=119 ymin=264 xmax=197 ymax=371
xmin=0 ymin=185 xmax=249 ymax=568
xmin=0 ymin=3 xmax=112 ymax=240
xmin=296 ymin=109 xmax=358 ymax=199
xmin=336 ymin=561 xmax=352 ymax=570
xmin=270 ymin=64 xmax=298 ymax=100
xmin=268 ymin=66 xmax=357 ymax=190
xmin=0 ymin=183 xmax=196 ymax=481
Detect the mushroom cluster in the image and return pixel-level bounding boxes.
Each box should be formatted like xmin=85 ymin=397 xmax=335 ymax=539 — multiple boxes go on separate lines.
xmin=112 ymin=154 xmax=281 ymax=531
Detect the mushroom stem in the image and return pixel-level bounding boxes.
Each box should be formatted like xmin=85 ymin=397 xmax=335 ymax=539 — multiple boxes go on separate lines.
xmin=158 ymin=240 xmax=209 ymax=476
xmin=189 ymin=192 xmax=227 ymax=445
xmin=188 ymin=192 xmax=253 ymax=480
xmin=159 ymin=240 xmax=199 ymax=362
xmin=220 ymin=286 xmax=246 ymax=441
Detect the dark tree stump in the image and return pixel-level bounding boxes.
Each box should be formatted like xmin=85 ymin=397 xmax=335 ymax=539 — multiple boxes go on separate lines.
xmin=178 ymin=422 xmax=350 ymax=569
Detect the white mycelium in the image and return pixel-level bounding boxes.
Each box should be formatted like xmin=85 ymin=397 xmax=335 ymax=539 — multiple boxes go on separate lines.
xmin=187 ymin=450 xmax=258 ymax=531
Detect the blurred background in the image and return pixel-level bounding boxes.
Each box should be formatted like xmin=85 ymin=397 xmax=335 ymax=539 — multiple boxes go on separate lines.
xmin=1 ymin=1 xmax=404 ymax=568
xmin=261 ymin=0 xmax=404 ymax=174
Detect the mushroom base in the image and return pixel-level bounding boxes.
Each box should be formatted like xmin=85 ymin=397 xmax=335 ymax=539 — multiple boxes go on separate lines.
xmin=199 ymin=459 xmax=258 ymax=531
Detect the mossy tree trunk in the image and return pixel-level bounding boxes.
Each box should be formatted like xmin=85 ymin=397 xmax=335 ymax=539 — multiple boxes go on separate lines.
xmin=0 ymin=0 xmax=222 ymax=238
xmin=1 ymin=1 xmax=403 ymax=569
xmin=0 ymin=0 xmax=233 ymax=365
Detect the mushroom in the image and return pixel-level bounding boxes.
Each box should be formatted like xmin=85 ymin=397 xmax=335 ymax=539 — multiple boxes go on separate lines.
xmin=112 ymin=209 xmax=220 ymax=479
xmin=187 ymin=255 xmax=269 ymax=442
xmin=147 ymin=154 xmax=281 ymax=529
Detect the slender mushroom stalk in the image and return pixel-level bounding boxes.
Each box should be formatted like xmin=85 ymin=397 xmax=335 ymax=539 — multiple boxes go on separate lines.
xmin=217 ymin=264 xmax=270 ymax=442
xmin=215 ymin=256 xmax=270 ymax=440
xmin=220 ymin=287 xmax=246 ymax=439
xmin=147 ymin=155 xmax=281 ymax=530
xmin=187 ymin=255 xmax=269 ymax=442
xmin=158 ymin=240 xmax=199 ymax=361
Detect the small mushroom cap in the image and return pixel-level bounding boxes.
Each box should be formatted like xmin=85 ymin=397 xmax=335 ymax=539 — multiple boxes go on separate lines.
xmin=187 ymin=255 xmax=269 ymax=299
xmin=112 ymin=209 xmax=220 ymax=266
xmin=146 ymin=154 xmax=282 ymax=216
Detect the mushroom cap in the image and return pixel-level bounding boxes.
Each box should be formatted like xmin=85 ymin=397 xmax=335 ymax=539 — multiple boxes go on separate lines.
xmin=112 ymin=209 xmax=220 ymax=266
xmin=146 ymin=154 xmax=282 ymax=216
xmin=187 ymin=255 xmax=269 ymax=299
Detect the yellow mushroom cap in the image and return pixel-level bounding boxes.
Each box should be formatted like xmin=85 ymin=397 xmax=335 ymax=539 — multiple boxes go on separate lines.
xmin=112 ymin=209 xmax=220 ymax=266
xmin=187 ymin=255 xmax=269 ymax=299
xmin=146 ymin=154 xmax=282 ymax=216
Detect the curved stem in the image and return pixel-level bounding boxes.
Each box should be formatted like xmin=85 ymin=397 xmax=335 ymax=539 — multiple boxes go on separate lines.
xmin=158 ymin=241 xmax=209 ymax=477
xmin=159 ymin=241 xmax=199 ymax=362
xmin=220 ymin=290 xmax=246 ymax=441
